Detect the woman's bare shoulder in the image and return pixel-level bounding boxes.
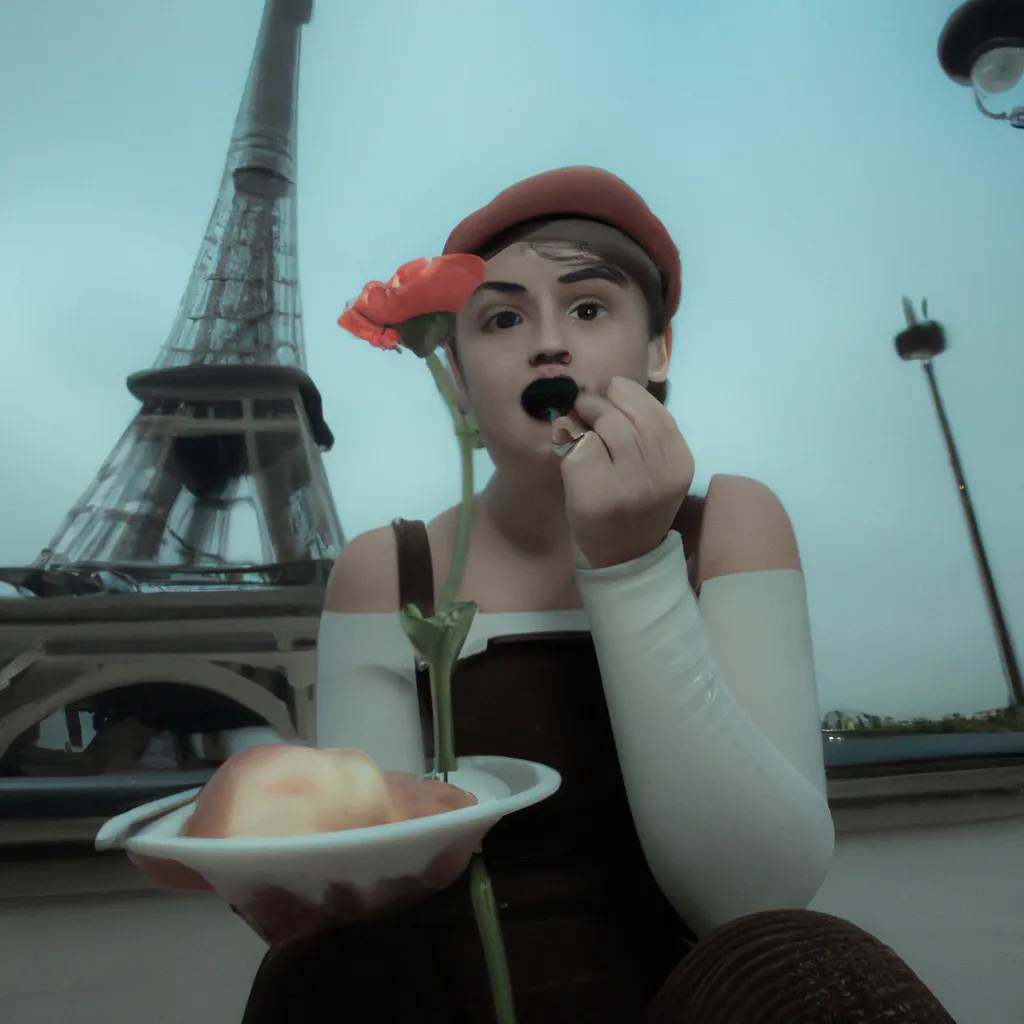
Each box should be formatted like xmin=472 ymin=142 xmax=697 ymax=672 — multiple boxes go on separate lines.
xmin=697 ymin=474 xmax=801 ymax=584
xmin=324 ymin=524 xmax=401 ymax=613
xmin=323 ymin=504 xmax=464 ymax=615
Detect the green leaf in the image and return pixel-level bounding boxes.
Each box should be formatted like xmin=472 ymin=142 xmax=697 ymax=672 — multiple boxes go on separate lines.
xmin=399 ymin=601 xmax=478 ymax=665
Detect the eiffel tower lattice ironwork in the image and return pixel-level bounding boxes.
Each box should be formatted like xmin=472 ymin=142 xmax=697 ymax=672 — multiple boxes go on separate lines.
xmin=35 ymin=0 xmax=342 ymax=584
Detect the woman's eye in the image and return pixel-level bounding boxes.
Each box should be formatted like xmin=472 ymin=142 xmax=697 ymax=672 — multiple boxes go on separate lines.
xmin=486 ymin=310 xmax=522 ymax=330
xmin=571 ymin=301 xmax=607 ymax=322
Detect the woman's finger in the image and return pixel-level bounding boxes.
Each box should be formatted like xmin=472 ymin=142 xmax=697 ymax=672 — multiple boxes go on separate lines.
xmin=605 ymin=376 xmax=674 ymax=433
xmin=572 ymin=390 xmax=640 ymax=462
xmin=550 ymin=410 xmax=587 ymax=444
xmin=608 ymin=378 xmax=687 ymax=472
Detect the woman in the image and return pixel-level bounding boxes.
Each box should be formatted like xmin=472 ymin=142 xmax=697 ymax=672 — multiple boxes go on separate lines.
xmin=242 ymin=167 xmax=955 ymax=1022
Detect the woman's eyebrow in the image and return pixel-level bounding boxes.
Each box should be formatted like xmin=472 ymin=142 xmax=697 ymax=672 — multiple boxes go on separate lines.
xmin=556 ymin=264 xmax=628 ymax=288
xmin=475 ymin=280 xmax=526 ymax=295
xmin=474 ymin=264 xmax=628 ymax=296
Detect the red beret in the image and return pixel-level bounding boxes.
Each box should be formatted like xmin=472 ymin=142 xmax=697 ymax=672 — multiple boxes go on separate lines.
xmin=443 ymin=166 xmax=681 ymax=323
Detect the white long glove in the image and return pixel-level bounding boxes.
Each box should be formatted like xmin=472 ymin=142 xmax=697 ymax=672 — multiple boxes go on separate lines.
xmin=574 ymin=530 xmax=835 ymax=936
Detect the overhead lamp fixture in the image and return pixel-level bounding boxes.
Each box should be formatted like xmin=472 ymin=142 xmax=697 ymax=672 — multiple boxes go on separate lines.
xmin=938 ymin=0 xmax=1024 ymax=128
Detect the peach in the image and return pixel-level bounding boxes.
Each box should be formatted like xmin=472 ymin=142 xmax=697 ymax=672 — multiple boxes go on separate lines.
xmin=184 ymin=746 xmax=398 ymax=840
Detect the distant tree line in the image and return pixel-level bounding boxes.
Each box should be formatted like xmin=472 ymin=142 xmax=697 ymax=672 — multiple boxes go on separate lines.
xmin=821 ymin=705 xmax=1024 ymax=735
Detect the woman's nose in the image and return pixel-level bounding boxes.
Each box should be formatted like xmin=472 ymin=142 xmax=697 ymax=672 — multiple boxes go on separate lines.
xmin=529 ymin=348 xmax=571 ymax=368
xmin=528 ymin=331 xmax=572 ymax=368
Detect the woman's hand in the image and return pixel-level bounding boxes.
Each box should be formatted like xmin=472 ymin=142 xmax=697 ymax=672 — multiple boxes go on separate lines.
xmin=555 ymin=376 xmax=694 ymax=569
xmin=231 ymin=830 xmax=481 ymax=947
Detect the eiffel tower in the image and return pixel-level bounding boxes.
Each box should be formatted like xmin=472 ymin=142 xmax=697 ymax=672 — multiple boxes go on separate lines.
xmin=39 ymin=0 xmax=340 ymax=578
xmin=0 ymin=0 xmax=340 ymax=785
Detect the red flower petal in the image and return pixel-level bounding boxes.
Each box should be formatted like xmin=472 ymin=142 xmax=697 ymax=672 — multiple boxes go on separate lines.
xmin=338 ymin=254 xmax=486 ymax=352
xmin=360 ymin=256 xmax=486 ymax=325
xmin=337 ymin=305 xmax=400 ymax=350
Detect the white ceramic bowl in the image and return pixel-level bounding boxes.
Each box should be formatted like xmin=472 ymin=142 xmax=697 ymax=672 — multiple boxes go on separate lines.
xmin=96 ymin=755 xmax=560 ymax=907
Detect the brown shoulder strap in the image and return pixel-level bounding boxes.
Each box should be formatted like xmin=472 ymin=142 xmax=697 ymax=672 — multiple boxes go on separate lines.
xmin=391 ymin=518 xmax=436 ymax=618
xmin=390 ymin=518 xmax=436 ymax=764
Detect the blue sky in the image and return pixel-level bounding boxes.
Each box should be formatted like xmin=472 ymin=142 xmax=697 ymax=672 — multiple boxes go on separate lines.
xmin=0 ymin=0 xmax=1021 ymax=719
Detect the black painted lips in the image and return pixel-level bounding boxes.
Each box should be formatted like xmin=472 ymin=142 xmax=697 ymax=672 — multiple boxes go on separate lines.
xmin=520 ymin=375 xmax=579 ymax=421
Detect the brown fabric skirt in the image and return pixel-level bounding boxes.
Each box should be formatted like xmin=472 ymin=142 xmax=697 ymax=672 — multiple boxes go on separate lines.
xmin=241 ymin=908 xmax=956 ymax=1023
xmin=646 ymin=909 xmax=957 ymax=1023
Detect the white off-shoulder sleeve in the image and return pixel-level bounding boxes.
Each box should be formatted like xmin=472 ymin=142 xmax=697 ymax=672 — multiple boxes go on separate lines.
xmin=315 ymin=611 xmax=426 ymax=776
xmin=574 ymin=530 xmax=835 ymax=936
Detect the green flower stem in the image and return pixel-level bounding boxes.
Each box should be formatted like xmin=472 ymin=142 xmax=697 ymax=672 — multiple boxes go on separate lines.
xmin=469 ymin=854 xmax=517 ymax=1024
xmin=428 ymin=658 xmax=456 ymax=779
xmin=419 ymin=339 xmax=517 ymax=1024
xmin=425 ymin=350 xmax=475 ymax=614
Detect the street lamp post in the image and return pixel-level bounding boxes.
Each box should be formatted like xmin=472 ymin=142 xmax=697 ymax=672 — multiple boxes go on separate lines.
xmin=938 ymin=0 xmax=1024 ymax=128
xmin=895 ymin=299 xmax=1024 ymax=706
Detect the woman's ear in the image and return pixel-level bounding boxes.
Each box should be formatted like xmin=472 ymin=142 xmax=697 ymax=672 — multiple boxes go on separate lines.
xmin=647 ymin=326 xmax=672 ymax=383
